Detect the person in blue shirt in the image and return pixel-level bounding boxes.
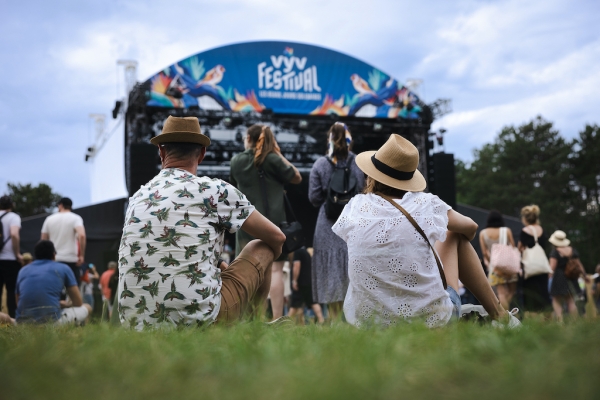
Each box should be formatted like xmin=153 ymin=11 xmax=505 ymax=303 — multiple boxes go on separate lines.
xmin=15 ymin=240 xmax=91 ymax=324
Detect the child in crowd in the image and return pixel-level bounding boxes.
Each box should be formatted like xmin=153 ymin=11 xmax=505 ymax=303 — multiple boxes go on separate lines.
xmin=287 ymin=247 xmax=325 ymax=324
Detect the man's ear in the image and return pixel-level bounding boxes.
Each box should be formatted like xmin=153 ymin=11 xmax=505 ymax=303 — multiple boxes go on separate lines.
xmin=197 ymin=147 xmax=207 ymax=165
xmin=158 ymin=145 xmax=166 ymax=161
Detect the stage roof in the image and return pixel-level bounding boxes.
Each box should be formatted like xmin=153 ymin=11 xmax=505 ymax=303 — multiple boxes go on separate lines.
xmin=145 ymin=41 xmax=423 ymax=120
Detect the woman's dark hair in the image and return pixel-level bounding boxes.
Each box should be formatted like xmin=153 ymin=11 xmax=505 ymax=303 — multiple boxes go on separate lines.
xmin=486 ymin=210 xmax=505 ymax=228
xmin=34 ymin=240 xmax=56 ymax=260
xmin=246 ymin=124 xmax=278 ymax=167
xmin=363 ymin=176 xmax=407 ymax=198
xmin=0 ymin=195 xmax=12 ymax=210
xmin=327 ymin=123 xmax=350 ymax=160
xmin=57 ymin=197 xmax=73 ymax=210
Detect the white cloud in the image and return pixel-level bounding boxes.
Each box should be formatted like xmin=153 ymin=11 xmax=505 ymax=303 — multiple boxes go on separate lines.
xmin=2 ymin=0 xmax=600 ymax=205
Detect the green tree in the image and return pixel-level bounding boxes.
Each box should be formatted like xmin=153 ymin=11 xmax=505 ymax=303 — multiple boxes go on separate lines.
xmin=457 ymin=116 xmax=575 ymax=227
xmin=571 ymin=124 xmax=600 ymax=269
xmin=5 ymin=183 xmax=62 ymax=218
xmin=456 ymin=117 xmax=600 ymax=269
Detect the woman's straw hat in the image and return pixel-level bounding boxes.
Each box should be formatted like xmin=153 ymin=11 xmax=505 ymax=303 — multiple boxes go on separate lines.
xmin=549 ymin=230 xmax=570 ymax=247
xmin=150 ymin=116 xmax=211 ymax=147
xmin=355 ymin=134 xmax=426 ymax=192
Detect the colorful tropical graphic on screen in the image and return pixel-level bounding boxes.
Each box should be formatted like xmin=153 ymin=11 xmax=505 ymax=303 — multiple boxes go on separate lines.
xmin=149 ymin=59 xmax=264 ymax=112
xmin=145 ymin=41 xmax=423 ymax=119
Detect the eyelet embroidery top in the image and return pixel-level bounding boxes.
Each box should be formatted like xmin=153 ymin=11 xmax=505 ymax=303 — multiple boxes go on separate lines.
xmin=332 ymin=192 xmax=452 ymax=328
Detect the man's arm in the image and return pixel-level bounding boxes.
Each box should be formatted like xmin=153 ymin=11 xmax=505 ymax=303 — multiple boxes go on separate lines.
xmin=75 ymin=226 xmax=86 ymax=266
xmin=240 ymin=210 xmax=286 ymax=259
xmin=10 ymin=225 xmax=22 ymax=264
xmin=41 ymin=233 xmax=49 ymax=240
xmin=292 ymin=260 xmax=301 ymax=291
xmin=65 ymin=286 xmax=83 ymax=307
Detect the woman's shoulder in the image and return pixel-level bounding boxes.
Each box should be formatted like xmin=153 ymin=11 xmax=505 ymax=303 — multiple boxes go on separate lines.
xmin=231 ymin=150 xmax=252 ymax=163
xmin=312 ymin=156 xmax=332 ymax=169
xmin=401 ymin=191 xmax=448 ymax=206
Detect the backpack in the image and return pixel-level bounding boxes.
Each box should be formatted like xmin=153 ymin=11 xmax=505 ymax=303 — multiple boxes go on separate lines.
xmin=563 ymin=253 xmax=582 ymax=280
xmin=0 ymin=212 xmax=9 ymax=251
xmin=324 ymin=156 xmax=358 ymax=220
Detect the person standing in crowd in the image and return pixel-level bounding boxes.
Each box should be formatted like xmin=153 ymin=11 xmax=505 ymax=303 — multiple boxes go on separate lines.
xmin=518 ymin=205 xmax=551 ymax=316
xmin=594 ymin=264 xmax=600 ymax=312
xmin=15 ymin=240 xmax=91 ymax=324
xmin=548 ymin=230 xmax=587 ymax=321
xmin=100 ymin=261 xmax=117 ymax=314
xmin=118 ymin=116 xmax=285 ymax=329
xmin=288 ymin=247 xmax=325 ymax=324
xmin=479 ymin=210 xmax=518 ymax=310
xmin=80 ymin=263 xmax=99 ymax=310
xmin=331 ymin=135 xmax=519 ymax=328
xmin=41 ymin=197 xmax=86 ymax=285
xmin=230 ymin=124 xmax=301 ymax=320
xmin=309 ymin=122 xmax=364 ymax=319
xmin=0 ymin=195 xmax=23 ymax=319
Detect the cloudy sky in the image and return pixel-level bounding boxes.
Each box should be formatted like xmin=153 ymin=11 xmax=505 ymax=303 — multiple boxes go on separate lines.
xmin=1 ymin=0 xmax=599 ymax=207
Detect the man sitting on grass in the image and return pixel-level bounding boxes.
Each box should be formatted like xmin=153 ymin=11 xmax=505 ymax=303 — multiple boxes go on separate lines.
xmin=15 ymin=240 xmax=91 ymax=324
xmin=117 ymin=116 xmax=285 ymax=329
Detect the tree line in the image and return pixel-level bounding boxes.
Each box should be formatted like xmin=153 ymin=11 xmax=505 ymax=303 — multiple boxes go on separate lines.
xmin=456 ymin=116 xmax=600 ymax=270
xmin=3 ymin=183 xmax=61 ymax=218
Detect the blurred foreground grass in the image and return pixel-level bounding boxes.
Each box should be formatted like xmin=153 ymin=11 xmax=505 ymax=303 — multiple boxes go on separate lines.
xmin=1 ymin=319 xmax=599 ymax=400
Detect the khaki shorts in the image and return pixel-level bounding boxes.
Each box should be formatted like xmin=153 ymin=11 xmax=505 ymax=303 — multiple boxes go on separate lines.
xmin=216 ymin=253 xmax=272 ymax=324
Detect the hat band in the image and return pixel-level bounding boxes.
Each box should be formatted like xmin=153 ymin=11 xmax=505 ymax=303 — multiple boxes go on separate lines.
xmin=371 ymin=155 xmax=415 ymax=181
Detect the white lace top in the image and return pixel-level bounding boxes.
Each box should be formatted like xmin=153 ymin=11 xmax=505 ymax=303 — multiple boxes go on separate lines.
xmin=332 ymin=192 xmax=453 ymax=328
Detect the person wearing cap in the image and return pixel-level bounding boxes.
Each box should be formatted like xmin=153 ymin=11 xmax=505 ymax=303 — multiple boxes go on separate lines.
xmin=41 ymin=197 xmax=86 ymax=285
xmin=331 ymin=134 xmax=520 ymax=328
xmin=548 ymin=230 xmax=587 ymax=321
xmin=117 ymin=116 xmax=285 ymax=329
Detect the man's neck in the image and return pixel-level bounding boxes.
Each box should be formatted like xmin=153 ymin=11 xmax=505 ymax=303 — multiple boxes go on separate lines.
xmin=162 ymin=163 xmax=198 ymax=175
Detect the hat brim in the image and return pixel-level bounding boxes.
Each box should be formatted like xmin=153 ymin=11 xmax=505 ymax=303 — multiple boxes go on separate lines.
xmin=549 ymin=237 xmax=570 ymax=247
xmin=356 ymin=151 xmax=427 ymax=192
xmin=150 ymin=132 xmax=211 ymax=147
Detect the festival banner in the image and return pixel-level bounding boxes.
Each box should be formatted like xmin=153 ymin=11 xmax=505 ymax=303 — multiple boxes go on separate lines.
xmin=146 ymin=41 xmax=423 ymax=119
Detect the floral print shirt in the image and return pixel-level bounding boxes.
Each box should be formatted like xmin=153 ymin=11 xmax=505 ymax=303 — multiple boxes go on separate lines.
xmin=117 ymin=168 xmax=254 ymax=330
xmin=332 ymin=192 xmax=452 ymax=328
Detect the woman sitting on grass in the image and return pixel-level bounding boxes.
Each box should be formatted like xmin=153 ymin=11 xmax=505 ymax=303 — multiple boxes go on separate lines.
xmin=332 ymin=134 xmax=520 ymax=328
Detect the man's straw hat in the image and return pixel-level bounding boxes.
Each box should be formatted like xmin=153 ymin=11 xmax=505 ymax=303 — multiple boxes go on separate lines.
xmin=355 ymin=134 xmax=426 ymax=192
xmin=549 ymin=230 xmax=570 ymax=247
xmin=150 ymin=116 xmax=211 ymax=147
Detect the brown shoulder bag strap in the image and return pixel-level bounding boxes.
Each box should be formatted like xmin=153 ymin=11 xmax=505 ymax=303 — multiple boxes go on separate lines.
xmin=377 ymin=193 xmax=448 ymax=289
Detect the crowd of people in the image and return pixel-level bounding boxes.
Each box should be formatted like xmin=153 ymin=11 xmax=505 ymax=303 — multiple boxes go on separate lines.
xmin=480 ymin=206 xmax=594 ymax=322
xmin=1 ymin=116 xmax=599 ymax=329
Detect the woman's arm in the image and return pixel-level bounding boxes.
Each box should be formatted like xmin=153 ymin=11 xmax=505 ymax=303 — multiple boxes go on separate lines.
xmin=278 ymin=153 xmax=302 ymax=184
xmin=507 ymin=229 xmax=516 ymax=247
xmin=447 ymin=209 xmax=478 ymax=241
xmin=479 ymin=230 xmax=490 ymax=265
xmin=308 ymin=160 xmax=326 ymax=208
xmin=549 ymin=256 xmax=558 ymax=272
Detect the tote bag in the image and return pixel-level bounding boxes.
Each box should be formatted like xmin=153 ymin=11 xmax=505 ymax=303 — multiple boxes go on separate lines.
xmin=489 ymin=227 xmax=521 ymax=276
xmin=521 ymin=226 xmax=552 ymax=279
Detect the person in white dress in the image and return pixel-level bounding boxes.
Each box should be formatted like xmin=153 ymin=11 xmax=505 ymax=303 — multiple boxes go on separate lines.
xmin=332 ymin=134 xmax=520 ymax=328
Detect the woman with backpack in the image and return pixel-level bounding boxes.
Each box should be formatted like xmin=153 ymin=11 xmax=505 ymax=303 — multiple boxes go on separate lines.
xmin=548 ymin=230 xmax=588 ymax=321
xmin=309 ymin=122 xmax=364 ymax=319
xmin=230 ymin=124 xmax=302 ymax=320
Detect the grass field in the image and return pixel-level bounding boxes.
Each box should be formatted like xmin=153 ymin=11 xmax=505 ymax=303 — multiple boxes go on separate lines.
xmin=1 ymin=318 xmax=599 ymax=400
